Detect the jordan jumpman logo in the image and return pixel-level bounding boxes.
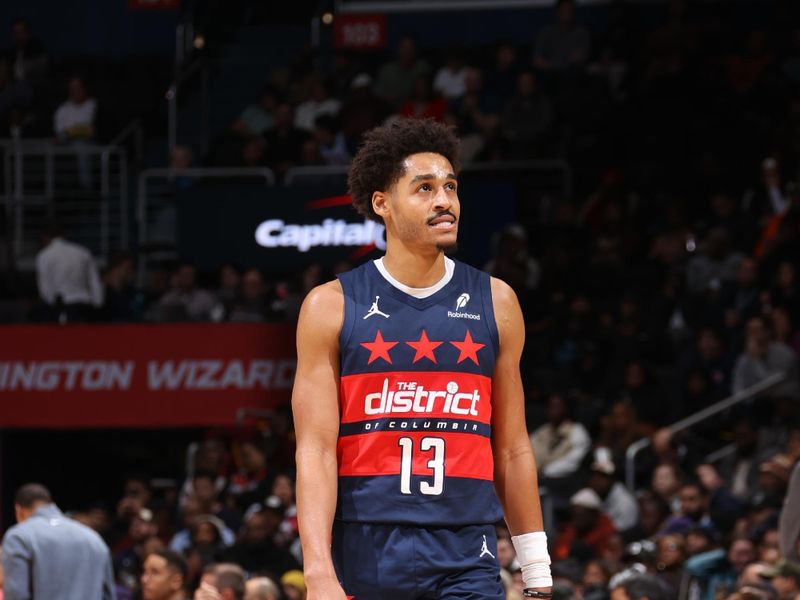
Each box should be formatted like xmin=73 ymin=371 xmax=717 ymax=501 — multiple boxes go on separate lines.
xmin=363 ymin=296 xmax=390 ymax=319
xmin=479 ymin=535 xmax=496 ymax=559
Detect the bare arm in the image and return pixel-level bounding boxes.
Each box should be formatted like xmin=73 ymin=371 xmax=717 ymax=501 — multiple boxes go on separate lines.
xmin=491 ymin=277 xmax=551 ymax=594
xmin=292 ymin=281 xmax=347 ymax=598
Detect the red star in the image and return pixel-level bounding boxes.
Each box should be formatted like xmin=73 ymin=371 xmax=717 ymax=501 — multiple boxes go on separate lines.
xmin=406 ymin=330 xmax=444 ymax=364
xmin=360 ymin=330 xmax=399 ymax=364
xmin=450 ymin=330 xmax=485 ymax=365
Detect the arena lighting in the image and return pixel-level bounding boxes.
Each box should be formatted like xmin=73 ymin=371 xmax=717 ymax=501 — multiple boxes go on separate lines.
xmin=321 ymin=12 xmax=334 ymax=25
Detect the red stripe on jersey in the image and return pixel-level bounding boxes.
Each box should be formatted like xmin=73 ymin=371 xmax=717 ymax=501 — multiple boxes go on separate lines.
xmin=340 ymin=371 xmax=492 ymax=425
xmin=337 ymin=430 xmax=494 ymax=480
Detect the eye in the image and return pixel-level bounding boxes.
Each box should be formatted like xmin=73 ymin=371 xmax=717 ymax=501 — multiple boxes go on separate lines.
xmin=445 ymin=182 xmax=457 ymax=191
xmin=417 ymin=183 xmax=432 ymax=192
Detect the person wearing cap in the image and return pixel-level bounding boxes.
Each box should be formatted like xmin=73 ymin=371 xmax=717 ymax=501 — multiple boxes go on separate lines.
xmin=281 ymin=570 xmax=307 ymax=600
xmin=587 ymin=448 xmax=639 ymax=532
xmin=762 ymin=559 xmax=800 ymax=600
xmin=2 ymin=483 xmax=115 ymax=600
xmin=553 ymin=488 xmax=617 ymax=561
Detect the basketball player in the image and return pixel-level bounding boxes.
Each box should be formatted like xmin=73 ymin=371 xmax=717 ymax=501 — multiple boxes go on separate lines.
xmin=292 ymin=118 xmax=552 ymax=599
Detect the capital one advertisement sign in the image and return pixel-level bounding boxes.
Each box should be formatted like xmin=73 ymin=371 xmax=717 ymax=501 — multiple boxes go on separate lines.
xmin=176 ymin=184 xmax=515 ymax=272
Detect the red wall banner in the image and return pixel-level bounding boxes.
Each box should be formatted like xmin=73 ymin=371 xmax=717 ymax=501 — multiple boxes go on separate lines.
xmin=0 ymin=324 xmax=296 ymax=428
xmin=128 ymin=0 xmax=180 ymax=10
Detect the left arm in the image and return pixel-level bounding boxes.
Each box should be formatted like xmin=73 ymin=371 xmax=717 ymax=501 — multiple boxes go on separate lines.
xmin=491 ymin=277 xmax=551 ymax=596
xmin=2 ymin=529 xmax=33 ymax=600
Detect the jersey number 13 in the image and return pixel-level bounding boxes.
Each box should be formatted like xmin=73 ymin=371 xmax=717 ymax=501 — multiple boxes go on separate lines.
xmin=398 ymin=436 xmax=445 ymax=496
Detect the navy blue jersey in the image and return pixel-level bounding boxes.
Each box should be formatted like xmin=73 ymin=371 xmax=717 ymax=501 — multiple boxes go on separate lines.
xmin=336 ymin=259 xmax=504 ymax=525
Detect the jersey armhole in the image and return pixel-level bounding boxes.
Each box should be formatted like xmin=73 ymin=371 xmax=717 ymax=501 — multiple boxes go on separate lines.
xmin=336 ymin=272 xmax=356 ymax=351
xmin=479 ymin=272 xmax=501 ymax=359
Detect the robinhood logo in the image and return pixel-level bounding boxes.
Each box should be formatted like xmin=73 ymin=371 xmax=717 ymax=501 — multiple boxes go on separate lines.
xmin=255 ymin=218 xmax=386 ymax=252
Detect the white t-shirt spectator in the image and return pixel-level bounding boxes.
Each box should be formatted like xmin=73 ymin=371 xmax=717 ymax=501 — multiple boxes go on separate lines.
xmin=433 ymin=66 xmax=467 ymax=100
xmin=294 ymin=98 xmax=341 ymax=132
xmin=54 ymin=97 xmax=96 ymax=140
xmin=36 ymin=237 xmax=103 ymax=306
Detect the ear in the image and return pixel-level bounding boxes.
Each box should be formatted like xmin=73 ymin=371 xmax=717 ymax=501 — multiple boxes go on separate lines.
xmin=372 ymin=191 xmax=390 ymax=221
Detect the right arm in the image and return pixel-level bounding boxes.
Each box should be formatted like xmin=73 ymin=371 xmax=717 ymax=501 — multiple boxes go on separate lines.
xmin=292 ymin=281 xmax=346 ymax=599
xmin=2 ymin=529 xmax=33 ymax=600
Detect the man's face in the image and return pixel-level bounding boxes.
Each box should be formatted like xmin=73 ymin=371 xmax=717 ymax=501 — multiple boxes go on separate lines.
xmin=377 ymin=152 xmax=459 ymax=254
xmin=193 ymin=477 xmax=216 ymax=504
xmin=679 ymin=486 xmax=705 ymax=519
xmin=141 ymin=555 xmax=180 ymax=600
xmin=68 ymin=78 xmax=88 ymax=104
xmin=728 ymin=539 xmax=755 ymax=573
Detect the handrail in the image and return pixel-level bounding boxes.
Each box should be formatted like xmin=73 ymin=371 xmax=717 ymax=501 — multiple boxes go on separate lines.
xmin=166 ymin=57 xmax=209 ymax=158
xmin=284 ymin=165 xmax=349 ymax=185
xmin=624 ymin=372 xmax=787 ymax=490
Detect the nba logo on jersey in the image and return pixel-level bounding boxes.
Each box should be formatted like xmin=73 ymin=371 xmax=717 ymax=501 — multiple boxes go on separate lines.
xmin=335 ymin=258 xmax=503 ymax=526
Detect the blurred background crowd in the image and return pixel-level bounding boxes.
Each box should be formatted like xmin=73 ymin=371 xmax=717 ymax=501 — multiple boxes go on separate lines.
xmin=1 ymin=0 xmax=800 ymax=599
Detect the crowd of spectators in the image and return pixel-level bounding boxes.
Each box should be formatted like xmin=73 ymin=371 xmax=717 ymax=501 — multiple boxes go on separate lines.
xmin=3 ymin=1 xmax=800 ymax=599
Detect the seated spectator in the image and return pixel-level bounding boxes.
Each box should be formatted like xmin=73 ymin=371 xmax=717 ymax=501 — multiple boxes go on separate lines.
xmin=214 ymin=263 xmax=241 ymax=320
xmin=762 ymin=559 xmax=800 ymax=600
xmin=190 ymin=470 xmax=241 ymax=533
xmin=679 ymin=327 xmax=735 ymax=406
xmin=262 ymin=103 xmax=309 ymax=178
xmin=294 ymin=77 xmax=340 ymax=132
xmin=587 ymin=448 xmax=640 ymax=533
xmin=311 ymin=114 xmax=350 ymax=166
xmin=533 ymin=0 xmax=591 ymax=73
xmin=500 ymin=71 xmax=553 ymax=159
xmin=654 ymin=534 xmax=687 ymax=595
xmin=0 ymin=57 xmax=33 ymax=121
xmin=228 ymin=439 xmax=271 ymax=513
xmin=115 ymin=508 xmax=160 ymax=593
xmin=141 ymin=548 xmax=189 ymax=600
xmin=270 ymin=473 xmax=297 ymax=543
xmin=449 ymin=67 xmax=501 ymax=162
xmin=484 ymin=223 xmax=541 ymax=293
xmin=244 ymin=577 xmax=280 ymax=600
xmin=373 ymin=36 xmax=430 ymax=108
xmin=169 ymin=496 xmax=235 ymax=555
xmin=230 ymin=85 xmax=280 ymax=138
xmin=397 ymin=75 xmax=446 ymax=122
xmin=35 ymin=223 xmax=103 ymax=322
xmin=720 ymin=257 xmax=762 ymax=335
xmin=101 ymin=252 xmax=140 ymax=322
xmin=554 ymin=488 xmax=618 ymax=562
xmin=685 ymin=534 xmax=756 ymax=600
xmin=529 ymin=392 xmax=591 ymax=498
xmin=217 ymin=508 xmax=298 ymax=575
xmin=732 ymin=316 xmax=799 ymax=396
xmin=660 ymin=482 xmax=714 ymax=536
xmin=717 ymin=418 xmax=777 ymax=503
xmin=769 ymin=262 xmax=800 ymax=325
xmin=194 ymin=563 xmax=245 ymax=600
xmin=651 ymin=463 xmax=683 ymax=513
xmin=53 ymin=75 xmax=96 ymax=188
xmin=432 ymin=50 xmax=467 ymax=100
xmin=486 ymin=41 xmax=521 ymax=100
xmin=686 ymin=228 xmax=744 ymax=296
xmin=610 ymin=574 xmax=670 ymax=600
xmin=4 ymin=18 xmax=48 ymax=86
xmin=280 ymin=570 xmax=306 ymax=600
xmin=228 ymin=268 xmax=273 ymax=323
xmin=338 ymin=73 xmax=391 ymax=151
xmin=156 ymin=262 xmax=218 ymax=322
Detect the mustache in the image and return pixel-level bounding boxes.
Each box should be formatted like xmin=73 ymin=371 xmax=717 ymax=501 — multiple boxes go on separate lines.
xmin=427 ymin=210 xmax=457 ymax=225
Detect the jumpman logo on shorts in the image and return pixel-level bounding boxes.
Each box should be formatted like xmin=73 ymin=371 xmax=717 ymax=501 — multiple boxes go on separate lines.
xmin=363 ymin=296 xmax=390 ymax=319
xmin=479 ymin=534 xmax=496 ymax=559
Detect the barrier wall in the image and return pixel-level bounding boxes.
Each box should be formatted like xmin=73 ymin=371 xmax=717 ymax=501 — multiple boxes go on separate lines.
xmin=0 ymin=323 xmax=296 ymax=428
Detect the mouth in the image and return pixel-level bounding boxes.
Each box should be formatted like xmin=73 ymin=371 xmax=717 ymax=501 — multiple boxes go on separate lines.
xmin=427 ymin=214 xmax=457 ymax=230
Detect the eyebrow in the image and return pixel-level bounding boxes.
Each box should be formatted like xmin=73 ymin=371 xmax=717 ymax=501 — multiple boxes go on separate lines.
xmin=409 ymin=173 xmax=457 ymax=184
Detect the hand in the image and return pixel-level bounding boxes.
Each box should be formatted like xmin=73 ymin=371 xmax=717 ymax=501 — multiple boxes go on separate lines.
xmin=306 ymin=574 xmax=349 ymax=600
xmin=194 ymin=582 xmax=222 ymax=600
xmin=524 ymin=587 xmax=554 ymax=598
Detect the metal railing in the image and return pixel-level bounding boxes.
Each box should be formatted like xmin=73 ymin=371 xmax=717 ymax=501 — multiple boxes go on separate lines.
xmin=624 ymin=372 xmax=788 ymax=490
xmin=0 ymin=138 xmax=129 ymax=269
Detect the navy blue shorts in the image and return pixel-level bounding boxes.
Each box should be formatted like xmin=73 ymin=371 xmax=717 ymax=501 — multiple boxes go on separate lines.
xmin=332 ymin=521 xmax=504 ymax=600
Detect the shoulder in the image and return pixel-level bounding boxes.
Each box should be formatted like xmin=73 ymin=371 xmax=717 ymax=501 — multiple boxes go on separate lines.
xmin=489 ymin=277 xmax=521 ymax=318
xmin=2 ymin=522 xmax=27 ymax=544
xmin=297 ymin=280 xmax=344 ymax=335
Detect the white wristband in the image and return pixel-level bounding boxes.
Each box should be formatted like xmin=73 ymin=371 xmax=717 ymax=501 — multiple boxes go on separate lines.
xmin=511 ymin=531 xmax=552 ymax=589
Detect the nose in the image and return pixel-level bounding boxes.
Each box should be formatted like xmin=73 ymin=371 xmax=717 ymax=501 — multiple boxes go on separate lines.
xmin=432 ymin=185 xmax=452 ymax=211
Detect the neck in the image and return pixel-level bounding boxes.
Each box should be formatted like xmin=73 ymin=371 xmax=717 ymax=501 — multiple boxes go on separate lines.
xmin=382 ymin=239 xmax=447 ymax=288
